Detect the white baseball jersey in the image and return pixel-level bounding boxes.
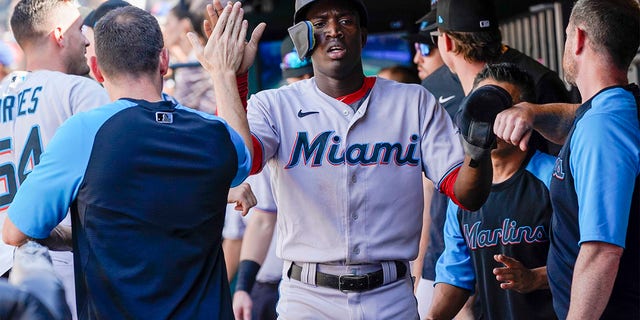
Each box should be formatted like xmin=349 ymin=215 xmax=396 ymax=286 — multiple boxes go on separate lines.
xmin=247 ymin=77 xmax=463 ymax=264
xmin=0 ymin=70 xmax=108 ymax=311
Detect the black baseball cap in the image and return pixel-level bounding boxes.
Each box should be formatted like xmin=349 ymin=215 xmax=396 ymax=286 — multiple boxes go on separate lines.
xmin=436 ymin=0 xmax=498 ymax=32
xmin=83 ymin=0 xmax=132 ymax=28
xmin=280 ymin=36 xmax=314 ymax=79
xmin=293 ymin=0 xmax=368 ymax=27
xmin=407 ymin=10 xmax=438 ymax=45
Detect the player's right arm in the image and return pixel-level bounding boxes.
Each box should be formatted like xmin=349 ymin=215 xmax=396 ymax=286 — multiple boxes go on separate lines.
xmin=493 ymin=102 xmax=579 ymax=151
xmin=3 ymin=115 xmax=92 ymax=246
xmin=427 ymin=200 xmax=474 ymax=319
xmin=188 ymin=1 xmax=266 ymax=166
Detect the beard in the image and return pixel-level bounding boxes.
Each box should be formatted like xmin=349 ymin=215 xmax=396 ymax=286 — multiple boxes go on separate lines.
xmin=66 ymin=51 xmax=91 ymax=76
xmin=562 ymin=51 xmax=577 ymax=87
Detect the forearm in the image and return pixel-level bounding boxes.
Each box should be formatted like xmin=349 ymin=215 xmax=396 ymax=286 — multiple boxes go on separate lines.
xmin=212 ymin=70 xmax=254 ymax=159
xmin=453 ymin=155 xmax=492 ymax=211
xmin=240 ymin=210 xmax=276 ymax=263
xmin=2 ymin=216 xmax=29 ymax=247
xmin=566 ymin=242 xmax=623 ymax=320
xmin=413 ymin=178 xmax=433 ymax=283
xmin=426 ymin=283 xmax=471 ymax=320
xmin=531 ymin=103 xmax=579 ymax=145
xmin=37 ymin=225 xmax=72 ymax=251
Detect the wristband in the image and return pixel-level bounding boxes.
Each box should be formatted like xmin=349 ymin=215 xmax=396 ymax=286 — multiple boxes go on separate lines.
xmin=235 ymin=260 xmax=260 ymax=293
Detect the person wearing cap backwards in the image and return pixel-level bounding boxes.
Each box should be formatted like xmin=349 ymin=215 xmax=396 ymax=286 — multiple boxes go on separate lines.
xmin=189 ymin=0 xmax=496 ymax=318
xmin=232 ymin=35 xmax=314 ymax=320
xmin=427 ymin=63 xmax=556 ymax=320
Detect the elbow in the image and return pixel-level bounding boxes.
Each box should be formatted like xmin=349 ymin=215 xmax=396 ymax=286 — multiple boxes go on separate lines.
xmin=2 ymin=218 xmax=28 ymax=247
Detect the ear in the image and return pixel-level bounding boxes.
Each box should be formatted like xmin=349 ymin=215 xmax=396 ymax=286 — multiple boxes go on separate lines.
xmin=442 ymin=32 xmax=454 ymax=52
xmin=53 ymin=27 xmax=65 ymax=47
xmin=159 ymin=48 xmax=170 ymax=76
xmin=90 ymin=56 xmax=104 ymax=83
xmin=360 ymin=27 xmax=368 ymax=47
xmin=574 ymin=27 xmax=586 ymax=55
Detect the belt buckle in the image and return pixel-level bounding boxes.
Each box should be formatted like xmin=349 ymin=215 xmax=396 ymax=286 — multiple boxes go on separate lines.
xmin=338 ymin=273 xmax=370 ymax=293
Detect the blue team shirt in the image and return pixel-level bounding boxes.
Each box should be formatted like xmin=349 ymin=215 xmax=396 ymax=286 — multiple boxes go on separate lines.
xmin=548 ymin=85 xmax=640 ymax=319
xmin=8 ymin=99 xmax=250 ymax=319
xmin=436 ymin=151 xmax=556 ymax=320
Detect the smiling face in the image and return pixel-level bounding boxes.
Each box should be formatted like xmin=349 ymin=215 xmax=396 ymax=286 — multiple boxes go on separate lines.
xmin=306 ymin=0 xmax=366 ymax=81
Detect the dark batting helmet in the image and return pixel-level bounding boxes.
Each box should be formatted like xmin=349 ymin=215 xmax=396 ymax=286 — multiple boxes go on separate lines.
xmin=293 ymin=0 xmax=368 ymax=27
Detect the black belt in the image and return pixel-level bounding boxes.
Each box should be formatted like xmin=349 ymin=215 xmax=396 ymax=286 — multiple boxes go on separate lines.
xmin=288 ymin=261 xmax=407 ymax=292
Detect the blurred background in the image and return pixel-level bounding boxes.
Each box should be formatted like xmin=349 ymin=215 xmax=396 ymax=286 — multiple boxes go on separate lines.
xmin=1 ymin=0 xmax=639 ymax=93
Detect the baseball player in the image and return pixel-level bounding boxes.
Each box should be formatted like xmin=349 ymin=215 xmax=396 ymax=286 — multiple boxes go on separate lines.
xmin=232 ymin=36 xmax=314 ymax=320
xmin=494 ymin=0 xmax=640 ymax=318
xmin=428 ymin=63 xmax=556 ymax=320
xmin=3 ymin=5 xmax=254 ymax=318
xmin=0 ymin=0 xmax=110 ymax=317
xmin=190 ymin=0 xmax=494 ymax=318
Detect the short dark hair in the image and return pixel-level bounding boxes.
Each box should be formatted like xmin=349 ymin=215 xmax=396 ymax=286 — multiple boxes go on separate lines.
xmin=445 ymin=29 xmax=502 ymax=63
xmin=473 ymin=63 xmax=535 ymax=103
xmin=570 ymin=0 xmax=640 ymax=70
xmin=473 ymin=63 xmax=541 ymax=150
xmin=94 ymin=6 xmax=163 ymax=78
xmin=11 ymin=0 xmax=69 ymax=47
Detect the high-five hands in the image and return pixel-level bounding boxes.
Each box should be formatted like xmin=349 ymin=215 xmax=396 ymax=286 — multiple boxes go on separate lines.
xmin=188 ymin=0 xmax=266 ymax=75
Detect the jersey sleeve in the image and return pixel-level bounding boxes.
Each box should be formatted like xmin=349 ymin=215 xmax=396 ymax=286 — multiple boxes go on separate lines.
xmin=245 ymin=166 xmax=276 ymax=213
xmin=246 ymin=94 xmax=280 ymax=169
xmin=225 ymin=123 xmax=251 ymax=187
xmin=434 ymin=199 xmax=476 ymax=292
xmin=67 ymin=77 xmax=110 ymax=114
xmin=418 ymin=89 xmax=464 ymax=191
xmin=526 ymin=151 xmax=556 ymax=189
xmin=571 ymin=110 xmax=640 ymax=248
xmin=7 ymin=115 xmax=94 ymax=239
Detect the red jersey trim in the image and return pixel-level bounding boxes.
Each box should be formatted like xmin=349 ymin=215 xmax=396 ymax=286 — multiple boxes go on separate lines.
xmin=335 ymin=77 xmax=376 ymax=104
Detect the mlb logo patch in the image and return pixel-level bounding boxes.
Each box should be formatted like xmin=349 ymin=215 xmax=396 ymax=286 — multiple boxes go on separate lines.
xmin=156 ymin=112 xmax=173 ymax=124
xmin=479 ymin=20 xmax=490 ymax=28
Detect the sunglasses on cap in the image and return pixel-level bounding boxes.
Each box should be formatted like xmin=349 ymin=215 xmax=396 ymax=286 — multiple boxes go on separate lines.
xmin=430 ymin=30 xmax=442 ymax=47
xmin=280 ymin=51 xmax=311 ymax=70
xmin=414 ymin=42 xmax=432 ymax=57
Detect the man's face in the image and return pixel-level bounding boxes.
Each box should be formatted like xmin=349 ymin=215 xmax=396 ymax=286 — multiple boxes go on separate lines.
xmin=163 ymin=11 xmax=184 ymax=49
xmin=413 ymin=42 xmax=443 ymax=80
xmin=562 ymin=22 xmax=577 ymax=86
xmin=306 ymin=0 xmax=366 ymax=80
xmin=55 ymin=3 xmax=90 ymax=76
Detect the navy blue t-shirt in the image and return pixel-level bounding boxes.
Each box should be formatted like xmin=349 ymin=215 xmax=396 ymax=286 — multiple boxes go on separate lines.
xmin=8 ymin=99 xmax=251 ymax=319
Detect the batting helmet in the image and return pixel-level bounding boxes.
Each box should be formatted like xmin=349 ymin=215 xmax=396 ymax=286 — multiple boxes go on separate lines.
xmin=293 ymin=0 xmax=368 ymax=27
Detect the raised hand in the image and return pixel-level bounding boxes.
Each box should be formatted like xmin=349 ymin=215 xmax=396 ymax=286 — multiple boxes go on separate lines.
xmin=188 ymin=1 xmax=247 ymax=75
xmin=200 ymin=0 xmax=266 ymax=75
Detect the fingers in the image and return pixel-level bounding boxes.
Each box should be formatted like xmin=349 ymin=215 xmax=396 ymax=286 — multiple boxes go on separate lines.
xmin=242 ymin=302 xmax=252 ymax=320
xmin=186 ymin=32 xmax=204 ymax=60
xmin=494 ymin=254 xmax=520 ymax=267
xmin=519 ymin=130 xmax=532 ymax=152
xmin=248 ymin=22 xmax=267 ymax=48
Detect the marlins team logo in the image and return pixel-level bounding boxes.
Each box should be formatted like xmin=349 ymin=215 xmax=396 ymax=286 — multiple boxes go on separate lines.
xmin=552 ymin=157 xmax=565 ymax=180
xmin=286 ymin=131 xmax=420 ymax=168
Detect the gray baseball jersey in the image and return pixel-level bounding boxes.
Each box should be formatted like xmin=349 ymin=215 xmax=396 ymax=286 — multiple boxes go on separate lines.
xmin=247 ymin=77 xmax=463 ymax=264
xmin=0 ymin=70 xmax=108 ymax=313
